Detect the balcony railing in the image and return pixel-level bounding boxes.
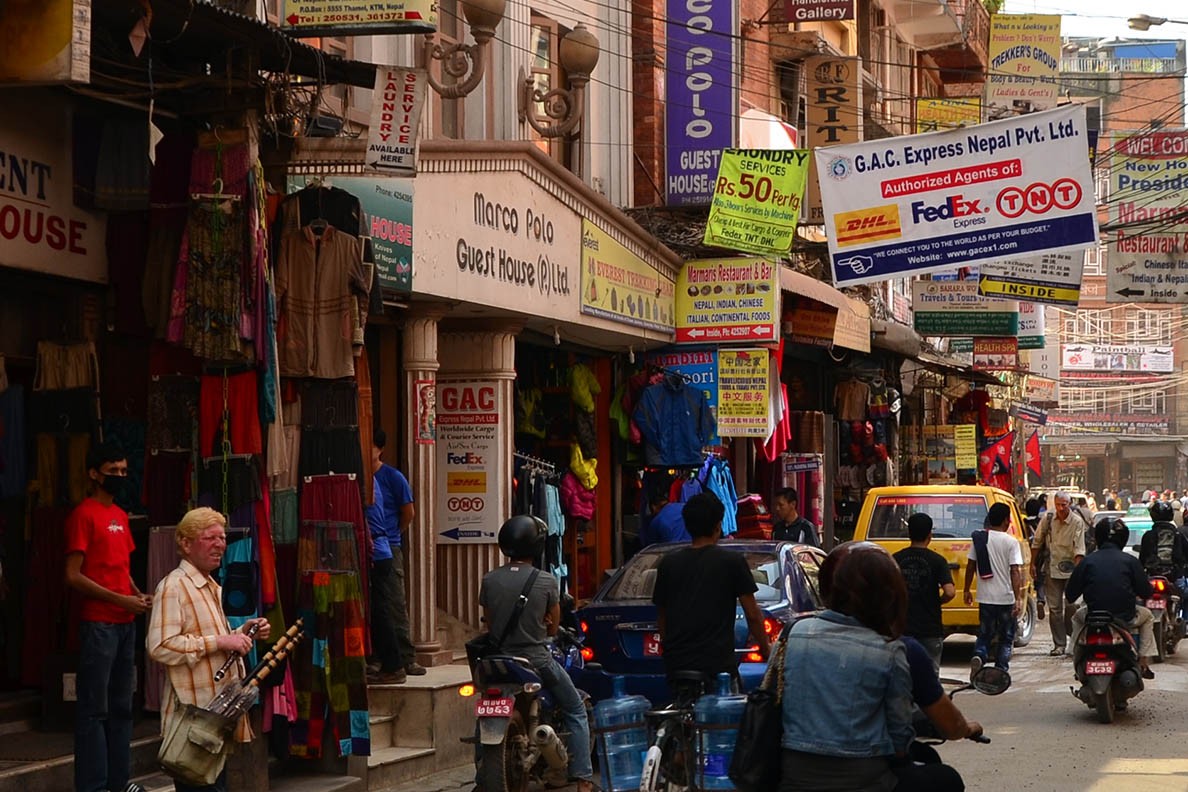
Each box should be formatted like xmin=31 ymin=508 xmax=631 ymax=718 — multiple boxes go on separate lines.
xmin=1061 ymin=57 xmax=1185 ymax=74
xmin=948 ymin=0 xmax=989 ymax=54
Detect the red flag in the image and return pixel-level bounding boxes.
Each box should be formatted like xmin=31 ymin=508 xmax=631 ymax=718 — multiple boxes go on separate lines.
xmin=978 ymin=431 xmax=1015 ymax=490
xmin=1026 ymin=431 xmax=1042 ymax=483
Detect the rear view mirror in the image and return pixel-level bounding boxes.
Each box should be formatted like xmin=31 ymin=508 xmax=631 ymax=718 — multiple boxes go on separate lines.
xmin=971 ymin=665 xmax=1011 ymax=696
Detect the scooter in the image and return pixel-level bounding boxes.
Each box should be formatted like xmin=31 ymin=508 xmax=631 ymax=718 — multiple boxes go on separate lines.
xmin=1069 ymin=610 xmax=1144 ymax=723
xmin=1145 ymin=574 xmax=1184 ymax=662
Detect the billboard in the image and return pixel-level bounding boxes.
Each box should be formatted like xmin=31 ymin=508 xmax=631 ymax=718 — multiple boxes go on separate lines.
xmin=985 ymin=14 xmax=1061 ymax=115
xmin=279 ymin=0 xmax=436 ymax=35
xmin=1060 ymin=344 xmax=1174 ymax=373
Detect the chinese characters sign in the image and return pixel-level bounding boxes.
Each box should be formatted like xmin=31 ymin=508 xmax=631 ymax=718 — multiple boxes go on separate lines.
xmin=716 ymin=348 xmax=769 ymax=437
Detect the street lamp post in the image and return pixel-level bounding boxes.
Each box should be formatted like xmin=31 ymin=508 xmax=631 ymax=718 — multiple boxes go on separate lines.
xmin=422 ymin=0 xmax=506 ymax=99
xmin=1128 ymin=14 xmax=1188 ymax=30
xmin=518 ymin=23 xmax=600 ymax=138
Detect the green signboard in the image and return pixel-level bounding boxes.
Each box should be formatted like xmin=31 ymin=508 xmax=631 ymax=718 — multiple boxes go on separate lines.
xmin=913 ymin=312 xmax=1019 ymax=337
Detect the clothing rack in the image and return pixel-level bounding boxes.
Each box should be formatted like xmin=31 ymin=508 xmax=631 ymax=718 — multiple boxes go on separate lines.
xmin=514 ymin=452 xmax=556 ymax=473
xmin=302 ymin=472 xmax=358 ymax=482
xmin=648 ymin=363 xmax=691 ymax=382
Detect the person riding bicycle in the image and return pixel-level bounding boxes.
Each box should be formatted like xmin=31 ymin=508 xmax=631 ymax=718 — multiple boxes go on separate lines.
xmin=480 ymin=515 xmax=594 ymax=792
xmin=652 ymin=493 xmax=770 ymax=695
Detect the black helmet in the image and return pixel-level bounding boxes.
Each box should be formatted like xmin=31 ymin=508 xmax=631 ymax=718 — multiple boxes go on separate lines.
xmin=1095 ymin=518 xmax=1129 ymax=551
xmin=498 ymin=515 xmax=546 ymax=559
xmin=1151 ymin=500 xmax=1175 ymax=522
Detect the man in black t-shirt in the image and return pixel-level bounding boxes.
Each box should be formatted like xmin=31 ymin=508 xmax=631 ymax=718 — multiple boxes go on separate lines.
xmin=893 ymin=513 xmax=956 ymax=671
xmin=652 ymin=493 xmax=769 ymax=687
xmin=770 ymin=487 xmax=820 ymax=548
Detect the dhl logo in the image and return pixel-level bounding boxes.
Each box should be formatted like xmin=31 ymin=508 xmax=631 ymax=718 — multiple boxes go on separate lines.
xmin=834 ymin=205 xmax=902 ymax=247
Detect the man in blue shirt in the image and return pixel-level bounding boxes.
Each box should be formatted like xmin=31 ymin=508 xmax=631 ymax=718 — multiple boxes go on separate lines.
xmin=369 ymin=429 xmax=425 ymax=682
xmin=642 ymin=494 xmax=690 ymax=546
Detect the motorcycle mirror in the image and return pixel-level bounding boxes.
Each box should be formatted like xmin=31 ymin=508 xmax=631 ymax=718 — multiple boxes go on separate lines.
xmin=971 ymin=666 xmax=1011 ymax=696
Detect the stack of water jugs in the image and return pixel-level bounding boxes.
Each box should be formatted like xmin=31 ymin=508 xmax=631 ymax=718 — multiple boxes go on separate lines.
xmin=595 ymin=673 xmax=746 ymax=791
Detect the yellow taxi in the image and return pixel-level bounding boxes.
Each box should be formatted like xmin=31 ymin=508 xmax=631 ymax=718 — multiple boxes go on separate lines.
xmin=852 ymin=485 xmax=1036 ymax=645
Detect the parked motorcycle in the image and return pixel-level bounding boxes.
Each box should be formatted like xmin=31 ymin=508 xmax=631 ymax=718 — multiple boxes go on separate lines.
xmin=1145 ymin=575 xmax=1184 ymax=662
xmin=1070 ymin=610 xmax=1144 ymax=723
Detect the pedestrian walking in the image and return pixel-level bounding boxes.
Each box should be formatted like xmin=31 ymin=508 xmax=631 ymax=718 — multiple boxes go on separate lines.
xmin=770 ymin=488 xmax=819 ymax=547
xmin=964 ymin=503 xmax=1024 ymax=678
xmin=893 ymin=513 xmax=955 ymax=671
xmin=1030 ymin=491 xmax=1087 ymax=655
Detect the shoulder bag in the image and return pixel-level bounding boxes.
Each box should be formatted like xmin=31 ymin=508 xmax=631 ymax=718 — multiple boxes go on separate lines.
xmin=465 ymin=568 xmax=542 ymax=673
xmin=158 ymin=701 xmax=236 ymax=785
xmin=728 ymin=618 xmax=801 ymax=792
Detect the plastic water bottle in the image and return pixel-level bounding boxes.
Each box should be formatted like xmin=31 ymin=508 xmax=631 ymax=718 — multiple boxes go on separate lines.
xmin=694 ymin=673 xmax=747 ymax=789
xmin=594 ymin=676 xmax=651 ymax=791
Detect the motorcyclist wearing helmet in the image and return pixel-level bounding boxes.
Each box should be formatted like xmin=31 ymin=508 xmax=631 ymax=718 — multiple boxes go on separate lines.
xmin=1066 ymin=518 xmax=1156 ymax=679
xmin=480 ymin=516 xmax=594 ymax=792
xmin=1139 ymin=500 xmax=1188 ymax=580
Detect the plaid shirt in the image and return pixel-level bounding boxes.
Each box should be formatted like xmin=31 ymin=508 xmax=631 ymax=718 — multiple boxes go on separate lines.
xmin=147 ymin=559 xmax=252 ymax=741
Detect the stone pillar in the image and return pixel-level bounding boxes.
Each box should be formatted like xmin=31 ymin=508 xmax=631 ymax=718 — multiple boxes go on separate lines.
xmin=401 ymin=308 xmax=453 ymax=666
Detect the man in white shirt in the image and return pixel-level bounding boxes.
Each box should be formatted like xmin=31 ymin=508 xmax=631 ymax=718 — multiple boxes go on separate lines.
xmin=964 ymin=502 xmax=1024 ymax=680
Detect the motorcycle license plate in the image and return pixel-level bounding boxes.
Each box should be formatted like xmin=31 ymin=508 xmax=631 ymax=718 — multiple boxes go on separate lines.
xmin=643 ymin=632 xmax=663 ymax=657
xmin=1147 ymin=599 xmax=1165 ymax=610
xmin=1085 ymin=660 xmax=1116 ymax=675
xmin=475 ymin=697 xmax=514 ymax=717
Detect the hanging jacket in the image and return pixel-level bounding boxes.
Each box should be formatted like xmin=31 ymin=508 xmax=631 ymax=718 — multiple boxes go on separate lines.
xmin=704 ymin=458 xmax=739 ymax=536
xmin=570 ymin=363 xmax=601 ymax=413
xmin=633 ymin=373 xmax=716 ymax=466
xmin=560 ymin=471 xmax=596 ymax=520
xmin=569 ymin=443 xmax=598 ymax=489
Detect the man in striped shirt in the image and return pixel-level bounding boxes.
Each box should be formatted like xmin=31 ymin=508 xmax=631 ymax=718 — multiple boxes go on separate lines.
xmin=147 ymin=508 xmax=270 ymax=792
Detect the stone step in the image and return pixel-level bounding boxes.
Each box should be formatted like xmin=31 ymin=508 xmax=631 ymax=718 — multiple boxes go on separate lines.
xmin=0 ymin=732 xmax=161 ymax=792
xmin=129 ymin=770 xmax=367 ymax=792
xmin=364 ymin=747 xmax=438 ymax=791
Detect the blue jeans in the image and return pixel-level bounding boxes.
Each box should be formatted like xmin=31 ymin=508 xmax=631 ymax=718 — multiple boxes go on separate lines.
xmin=974 ymin=603 xmax=1016 ymax=671
xmin=537 ymin=658 xmax=593 ymax=781
xmin=75 ymin=621 xmax=136 ymax=792
xmin=175 ymin=768 xmax=227 ymax=792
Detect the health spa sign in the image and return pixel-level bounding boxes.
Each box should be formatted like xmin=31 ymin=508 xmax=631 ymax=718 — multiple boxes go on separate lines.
xmin=815 ymin=104 xmax=1098 ymax=287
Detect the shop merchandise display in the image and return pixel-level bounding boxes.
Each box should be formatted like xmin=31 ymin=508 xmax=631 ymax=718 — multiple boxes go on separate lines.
xmin=633 ymin=371 xmax=716 ymax=466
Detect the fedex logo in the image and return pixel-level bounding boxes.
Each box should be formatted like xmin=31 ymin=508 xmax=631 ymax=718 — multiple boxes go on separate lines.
xmin=447 ymin=452 xmax=484 ymax=464
xmin=910 ymin=195 xmax=986 ymax=224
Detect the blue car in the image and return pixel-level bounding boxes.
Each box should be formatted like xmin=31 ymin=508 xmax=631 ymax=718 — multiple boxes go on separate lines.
xmin=570 ymin=540 xmax=826 ymax=705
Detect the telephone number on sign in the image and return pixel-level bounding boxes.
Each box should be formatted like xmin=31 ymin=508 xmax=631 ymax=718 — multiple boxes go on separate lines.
xmin=448 ymin=497 xmax=485 ymax=512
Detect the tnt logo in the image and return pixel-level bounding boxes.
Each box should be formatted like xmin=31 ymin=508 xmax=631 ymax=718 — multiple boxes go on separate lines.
xmin=996 ymin=179 xmax=1081 ymax=218
xmin=910 ymin=195 xmax=986 ymax=223
xmin=447 ymin=452 xmax=484 ymax=464
xmin=834 ymin=205 xmax=901 ymax=247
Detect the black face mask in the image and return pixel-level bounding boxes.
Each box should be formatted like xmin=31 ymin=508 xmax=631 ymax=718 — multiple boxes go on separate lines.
xmin=99 ymin=474 xmax=128 ymax=498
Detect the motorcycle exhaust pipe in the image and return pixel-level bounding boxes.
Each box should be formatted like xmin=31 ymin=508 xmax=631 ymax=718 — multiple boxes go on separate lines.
xmin=532 ymin=725 xmax=569 ymax=770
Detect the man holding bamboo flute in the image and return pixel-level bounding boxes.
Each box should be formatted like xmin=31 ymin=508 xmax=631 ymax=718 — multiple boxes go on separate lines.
xmin=147 ymin=507 xmax=271 ymax=792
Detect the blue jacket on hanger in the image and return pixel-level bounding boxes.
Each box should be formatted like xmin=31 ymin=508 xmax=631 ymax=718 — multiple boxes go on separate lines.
xmin=633 ymin=373 xmax=716 ymax=466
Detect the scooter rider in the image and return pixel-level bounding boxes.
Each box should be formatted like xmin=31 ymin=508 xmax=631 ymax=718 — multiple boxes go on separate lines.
xmin=1140 ymin=500 xmax=1188 ymax=618
xmin=479 ymin=516 xmax=595 ymax=792
xmin=1066 ymin=519 xmax=1156 ymax=679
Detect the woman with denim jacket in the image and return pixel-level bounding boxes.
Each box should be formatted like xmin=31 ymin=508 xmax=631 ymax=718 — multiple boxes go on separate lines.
xmin=778 ymin=542 xmax=960 ymax=792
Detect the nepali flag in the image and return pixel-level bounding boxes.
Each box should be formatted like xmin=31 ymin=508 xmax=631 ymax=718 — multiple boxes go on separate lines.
xmin=1026 ymin=431 xmax=1042 ymax=483
xmin=979 ymin=431 xmax=1015 ymax=491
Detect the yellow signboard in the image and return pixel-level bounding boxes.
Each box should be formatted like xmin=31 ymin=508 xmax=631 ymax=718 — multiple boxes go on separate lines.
xmin=915 ymin=98 xmax=981 ymax=133
xmin=717 ymin=348 xmax=770 ymax=437
xmin=986 ymin=14 xmax=1061 ymax=113
xmin=704 ymin=149 xmax=810 ymax=256
xmin=279 ymin=0 xmax=436 ymax=36
xmin=977 ymin=278 xmax=1080 ymax=305
xmin=954 ymin=425 xmax=977 ymax=469
xmin=675 ymin=258 xmax=780 ymax=344
xmin=581 ymin=220 xmax=675 ymax=334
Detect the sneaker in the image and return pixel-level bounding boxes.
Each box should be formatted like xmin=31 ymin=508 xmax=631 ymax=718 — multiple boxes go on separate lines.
xmin=405 ymin=662 xmax=428 ymax=676
xmin=969 ymin=654 xmax=983 ymax=681
xmin=368 ymin=670 xmax=407 ymax=685
xmin=123 ymin=784 xmax=146 ymax=792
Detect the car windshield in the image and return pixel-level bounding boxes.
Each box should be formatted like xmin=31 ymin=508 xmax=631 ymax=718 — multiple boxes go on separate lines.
xmin=866 ymin=494 xmax=991 ymax=539
xmin=604 ymin=550 xmax=784 ymax=603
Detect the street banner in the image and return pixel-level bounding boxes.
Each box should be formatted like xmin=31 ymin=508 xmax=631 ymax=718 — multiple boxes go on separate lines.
xmin=954 ymin=425 xmax=978 ymax=470
xmin=716 ymin=348 xmax=770 ymax=437
xmin=581 ymin=220 xmax=676 ymax=334
xmin=912 ymin=281 xmax=1019 ymax=337
xmin=804 ymin=56 xmax=862 ymax=224
xmin=915 ymin=98 xmax=981 ymax=133
xmin=1106 ymin=131 xmax=1188 ymax=303
xmin=1010 ymin=403 xmax=1048 ymax=425
xmin=665 ymin=0 xmax=735 ymax=206
xmin=1026 ymin=431 xmax=1043 ymax=482
xmin=978 ymin=250 xmax=1082 ymax=306
xmin=279 ymin=0 xmax=436 ymax=35
xmin=973 ymin=337 xmax=1018 ymax=371
xmin=816 ymin=104 xmax=1097 ymax=287
xmin=985 ymin=14 xmax=1061 ymax=115
xmin=1061 ymin=344 xmax=1174 ymax=373
xmin=979 ymin=431 xmax=1015 ymax=491
xmin=365 ymin=67 xmax=427 ymax=177
xmin=675 ymin=258 xmax=780 ymax=343
xmin=436 ymin=381 xmax=502 ymax=543
xmin=703 ymin=149 xmax=810 ymax=256
xmin=1045 ymin=414 xmax=1168 ymax=435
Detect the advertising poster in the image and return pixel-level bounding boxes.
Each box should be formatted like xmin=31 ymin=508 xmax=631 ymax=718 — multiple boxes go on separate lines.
xmin=985 ymin=14 xmax=1061 ymax=115
xmin=365 ymin=67 xmax=427 ymax=178
xmin=815 ymin=105 xmax=1098 ymax=287
xmin=703 ymin=149 xmax=810 ymax=256
xmin=912 ymin=281 xmax=1019 ymax=337
xmin=664 ymin=0 xmax=735 ymax=206
xmin=915 ymin=98 xmax=981 ymax=133
xmin=0 ymin=0 xmax=90 ymax=84
xmin=436 ymin=381 xmax=501 ymax=543
xmin=954 ymin=425 xmax=978 ymax=470
xmin=675 ymin=258 xmax=780 ymax=343
xmin=1016 ymin=301 xmax=1045 ymax=350
xmin=581 ymin=220 xmax=675 ymax=334
xmin=414 ymin=379 xmax=435 ymax=444
xmin=973 ymin=337 xmax=1018 ymax=371
xmin=804 ymin=55 xmax=861 ymax=224
xmin=978 ymin=250 xmax=1082 ymax=306
xmin=279 ymin=0 xmax=436 ymax=35
xmin=923 ymin=426 xmax=957 ymax=484
xmin=1026 ymin=375 xmax=1058 ymax=404
xmin=716 ymin=348 xmax=770 ymax=437
xmin=645 ymin=347 xmax=719 ymax=443
xmin=1106 ymin=131 xmax=1188 ymax=303
xmin=1060 ymin=344 xmax=1174 ymax=373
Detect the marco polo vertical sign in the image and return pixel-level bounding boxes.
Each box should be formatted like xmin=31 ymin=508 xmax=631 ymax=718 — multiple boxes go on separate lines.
xmin=804 ymin=56 xmax=861 ymax=225
xmin=665 ymin=0 xmax=736 ymax=206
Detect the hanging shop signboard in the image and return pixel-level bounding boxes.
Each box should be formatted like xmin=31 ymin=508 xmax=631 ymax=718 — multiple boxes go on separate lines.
xmin=436 ymin=381 xmax=502 ymax=544
xmin=1025 ymin=375 xmax=1058 ymax=404
xmin=581 ymin=219 xmax=675 ymax=334
xmin=973 ymin=337 xmax=1018 ymax=371
xmin=911 ymin=281 xmax=1019 ymax=337
xmin=804 ymin=55 xmax=862 ymax=225
xmin=703 ymin=149 xmax=810 ymax=256
xmin=816 ymin=104 xmax=1098 ymax=287
xmin=954 ymin=425 xmax=978 ymax=470
xmin=1060 ymin=344 xmax=1174 ymax=373
xmin=784 ymin=0 xmax=853 ymax=22
xmin=985 ymin=14 xmax=1061 ymax=116
xmin=915 ymin=98 xmax=981 ymax=134
xmin=1009 ymin=402 xmax=1048 ymax=425
xmin=675 ymin=258 xmax=780 ymax=343
xmin=0 ymin=90 xmax=106 ymax=282
xmin=716 ymin=348 xmax=770 ymax=437
xmin=0 ymin=0 xmax=90 ymax=84
xmin=645 ymin=347 xmax=720 ymax=444
xmin=364 ymin=67 xmax=427 ymax=177
xmin=1045 ymin=414 xmax=1168 ymax=436
xmin=664 ymin=0 xmax=736 ymax=206
xmin=279 ymin=0 xmax=436 ymax=36
xmin=978 ymin=250 xmax=1082 ymax=306
xmin=286 ymin=175 xmax=413 ymax=293
xmin=1105 ymin=131 xmax=1188 ymax=303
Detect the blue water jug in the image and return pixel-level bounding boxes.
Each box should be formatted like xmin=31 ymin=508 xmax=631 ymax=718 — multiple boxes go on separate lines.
xmin=694 ymin=673 xmax=746 ymax=789
xmin=594 ymin=676 xmax=651 ymax=792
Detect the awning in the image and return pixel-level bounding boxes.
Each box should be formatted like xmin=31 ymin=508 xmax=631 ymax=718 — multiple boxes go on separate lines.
xmin=780 ymin=268 xmax=871 ymax=352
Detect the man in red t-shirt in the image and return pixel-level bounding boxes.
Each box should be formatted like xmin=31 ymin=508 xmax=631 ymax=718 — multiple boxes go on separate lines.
xmin=64 ymin=443 xmax=151 ymax=792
